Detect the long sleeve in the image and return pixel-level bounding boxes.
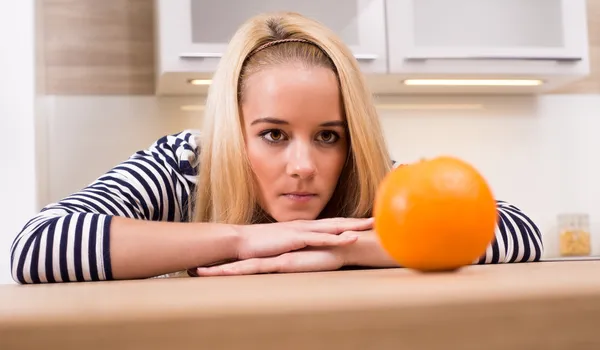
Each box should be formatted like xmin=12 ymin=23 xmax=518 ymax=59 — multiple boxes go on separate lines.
xmin=476 ymin=200 xmax=544 ymax=264
xmin=9 ymin=130 xmax=201 ymax=284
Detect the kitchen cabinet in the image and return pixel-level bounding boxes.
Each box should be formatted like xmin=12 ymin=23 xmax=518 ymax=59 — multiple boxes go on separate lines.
xmin=384 ymin=0 xmax=590 ymax=92
xmin=386 ymin=0 xmax=587 ymax=64
xmin=155 ymin=0 xmax=387 ymax=94
xmin=154 ymin=0 xmax=591 ymax=95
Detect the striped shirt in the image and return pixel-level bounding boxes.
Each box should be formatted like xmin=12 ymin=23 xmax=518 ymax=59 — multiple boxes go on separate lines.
xmin=9 ymin=130 xmax=544 ymax=284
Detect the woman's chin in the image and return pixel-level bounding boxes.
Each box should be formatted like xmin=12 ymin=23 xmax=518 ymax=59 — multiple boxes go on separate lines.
xmin=269 ymin=209 xmax=321 ymax=222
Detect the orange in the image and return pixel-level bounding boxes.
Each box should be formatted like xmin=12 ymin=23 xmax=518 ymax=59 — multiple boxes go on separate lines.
xmin=374 ymin=156 xmax=497 ymax=272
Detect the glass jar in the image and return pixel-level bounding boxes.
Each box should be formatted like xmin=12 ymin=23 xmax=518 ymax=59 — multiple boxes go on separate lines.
xmin=558 ymin=213 xmax=591 ymax=257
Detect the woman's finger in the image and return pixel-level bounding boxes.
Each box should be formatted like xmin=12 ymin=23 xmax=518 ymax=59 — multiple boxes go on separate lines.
xmin=196 ymin=257 xmax=283 ymax=276
xmin=300 ymin=232 xmax=358 ymax=248
xmin=195 ymin=249 xmax=344 ymax=277
xmin=310 ymin=217 xmax=374 ymax=234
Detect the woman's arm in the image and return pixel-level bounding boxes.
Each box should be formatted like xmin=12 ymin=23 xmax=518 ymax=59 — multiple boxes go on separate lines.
xmin=10 ymin=130 xmax=370 ymax=283
xmin=109 ymin=217 xmax=239 ymax=280
xmin=343 ymin=200 xmax=544 ymax=267
xmin=475 ymin=200 xmax=544 ymax=264
xmin=9 ymin=131 xmax=207 ymax=283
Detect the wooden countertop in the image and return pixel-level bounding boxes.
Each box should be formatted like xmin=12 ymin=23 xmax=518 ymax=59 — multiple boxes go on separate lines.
xmin=2 ymin=261 xmax=600 ymax=350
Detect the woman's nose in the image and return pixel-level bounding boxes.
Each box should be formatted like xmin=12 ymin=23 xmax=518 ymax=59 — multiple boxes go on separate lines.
xmin=286 ymin=140 xmax=316 ymax=179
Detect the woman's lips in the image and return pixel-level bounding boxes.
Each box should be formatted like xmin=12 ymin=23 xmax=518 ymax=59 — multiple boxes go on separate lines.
xmin=282 ymin=193 xmax=317 ymax=202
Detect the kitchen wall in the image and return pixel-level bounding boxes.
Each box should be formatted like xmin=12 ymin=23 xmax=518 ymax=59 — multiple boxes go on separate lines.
xmin=377 ymin=94 xmax=600 ymax=259
xmin=0 ymin=1 xmax=39 ymax=284
xmin=40 ymin=93 xmax=600 ymax=263
xmin=1 ymin=0 xmax=599 ymax=284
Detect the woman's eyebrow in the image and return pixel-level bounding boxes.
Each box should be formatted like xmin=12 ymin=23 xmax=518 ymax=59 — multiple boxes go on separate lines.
xmin=250 ymin=117 xmax=288 ymax=126
xmin=319 ymin=120 xmax=346 ymax=127
xmin=250 ymin=118 xmax=347 ymax=128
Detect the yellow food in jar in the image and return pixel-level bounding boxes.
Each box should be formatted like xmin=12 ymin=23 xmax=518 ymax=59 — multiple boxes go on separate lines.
xmin=559 ymin=230 xmax=591 ymax=256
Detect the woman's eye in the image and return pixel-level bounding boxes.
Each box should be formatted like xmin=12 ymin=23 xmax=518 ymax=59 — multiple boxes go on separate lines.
xmin=317 ymin=131 xmax=339 ymax=144
xmin=261 ymin=130 xmax=285 ymax=143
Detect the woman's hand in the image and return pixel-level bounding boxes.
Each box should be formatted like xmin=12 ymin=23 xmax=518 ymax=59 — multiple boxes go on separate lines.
xmin=195 ymin=247 xmax=346 ymax=276
xmin=337 ymin=230 xmax=400 ymax=268
xmin=234 ymin=217 xmax=373 ymax=260
xmin=193 ymin=229 xmax=400 ymax=277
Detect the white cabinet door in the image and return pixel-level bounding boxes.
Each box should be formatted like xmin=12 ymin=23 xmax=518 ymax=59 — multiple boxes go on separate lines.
xmin=157 ymin=0 xmax=387 ymax=74
xmin=385 ymin=0 xmax=589 ymax=74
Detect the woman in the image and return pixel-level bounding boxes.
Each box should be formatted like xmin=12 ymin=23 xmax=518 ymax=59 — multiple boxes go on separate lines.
xmin=10 ymin=12 xmax=543 ymax=284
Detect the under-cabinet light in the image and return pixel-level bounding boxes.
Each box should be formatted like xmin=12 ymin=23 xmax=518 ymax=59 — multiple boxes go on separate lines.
xmin=403 ymin=79 xmax=543 ymax=86
xmin=376 ymin=104 xmax=483 ymax=110
xmin=181 ymin=104 xmax=483 ymax=112
xmin=188 ymin=79 xmax=213 ymax=85
xmin=180 ymin=105 xmax=205 ymax=111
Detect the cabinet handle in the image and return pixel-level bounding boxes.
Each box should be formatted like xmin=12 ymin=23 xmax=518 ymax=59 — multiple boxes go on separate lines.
xmin=404 ymin=55 xmax=581 ymax=62
xmin=353 ymin=54 xmax=378 ymax=60
xmin=179 ymin=53 xmax=223 ymax=59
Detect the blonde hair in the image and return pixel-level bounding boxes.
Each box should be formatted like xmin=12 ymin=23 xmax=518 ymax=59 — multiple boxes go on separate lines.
xmin=193 ymin=12 xmax=392 ymax=224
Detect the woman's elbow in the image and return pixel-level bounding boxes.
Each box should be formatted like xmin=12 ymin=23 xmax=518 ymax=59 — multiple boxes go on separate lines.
xmin=497 ymin=200 xmax=544 ymax=262
xmin=9 ymin=244 xmax=29 ymax=284
xmin=9 ymin=220 xmax=54 ymax=284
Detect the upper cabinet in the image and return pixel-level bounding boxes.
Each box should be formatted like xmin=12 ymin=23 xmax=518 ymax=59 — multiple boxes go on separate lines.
xmin=154 ymin=0 xmax=590 ymax=95
xmin=387 ymin=0 xmax=587 ymax=63
xmin=155 ymin=0 xmax=387 ymax=95
xmin=384 ymin=0 xmax=590 ymax=93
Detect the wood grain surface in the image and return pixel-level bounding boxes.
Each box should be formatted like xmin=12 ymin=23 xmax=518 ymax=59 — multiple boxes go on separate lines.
xmin=40 ymin=0 xmax=599 ymax=95
xmin=1 ymin=261 xmax=600 ymax=350
xmin=41 ymin=0 xmax=155 ymax=95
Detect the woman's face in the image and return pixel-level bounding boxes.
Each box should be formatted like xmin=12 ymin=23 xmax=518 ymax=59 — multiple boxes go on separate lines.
xmin=241 ymin=63 xmax=348 ymax=222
